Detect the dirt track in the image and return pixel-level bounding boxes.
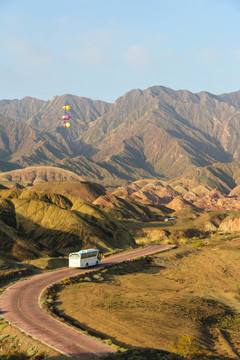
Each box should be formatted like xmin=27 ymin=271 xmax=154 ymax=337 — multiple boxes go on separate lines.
xmin=0 ymin=245 xmax=175 ymax=358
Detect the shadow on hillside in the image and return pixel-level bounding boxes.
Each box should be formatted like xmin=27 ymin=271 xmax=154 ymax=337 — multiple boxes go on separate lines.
xmin=103 ymin=255 xmax=164 ymax=278
xmin=0 ymin=310 xmax=8 ymax=315
xmin=16 ymin=213 xmax=85 ymax=255
xmin=0 ymin=160 xmax=23 ymax=173
xmin=0 ymin=209 xmax=136 ymax=262
xmin=166 ymin=108 xmax=233 ymax=164
xmin=96 ymin=160 xmax=151 ymax=182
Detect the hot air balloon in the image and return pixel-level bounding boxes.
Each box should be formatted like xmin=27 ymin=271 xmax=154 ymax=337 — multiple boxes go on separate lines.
xmin=62 ymin=105 xmax=71 ymax=128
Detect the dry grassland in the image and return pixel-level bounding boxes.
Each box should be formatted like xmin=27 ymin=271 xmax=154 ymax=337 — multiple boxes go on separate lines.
xmin=0 ymin=317 xmax=61 ymax=359
xmin=56 ymin=244 xmax=240 ymax=359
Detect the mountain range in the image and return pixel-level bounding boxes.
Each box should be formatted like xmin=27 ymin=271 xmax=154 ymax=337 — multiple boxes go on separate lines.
xmin=0 ymin=86 xmax=240 ymax=187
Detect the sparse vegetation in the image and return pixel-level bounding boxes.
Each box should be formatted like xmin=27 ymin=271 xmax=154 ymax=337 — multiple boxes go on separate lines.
xmin=215 ymin=313 xmax=240 ymax=332
xmin=99 ymin=348 xmax=186 ymax=359
xmin=171 ymin=336 xmax=206 ymax=359
xmin=0 ymin=316 xmax=59 ymax=359
xmin=47 ymin=245 xmax=240 ymax=359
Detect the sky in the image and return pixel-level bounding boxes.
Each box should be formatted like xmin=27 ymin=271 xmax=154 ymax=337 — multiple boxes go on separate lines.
xmin=0 ymin=0 xmax=239 ymax=103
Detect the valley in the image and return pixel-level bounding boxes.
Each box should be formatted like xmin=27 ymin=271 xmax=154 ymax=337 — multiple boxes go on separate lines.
xmin=1 ymin=86 xmax=240 ymax=359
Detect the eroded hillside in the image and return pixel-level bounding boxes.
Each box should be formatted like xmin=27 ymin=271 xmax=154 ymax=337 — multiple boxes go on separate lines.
xmin=0 ymin=189 xmax=135 ymax=260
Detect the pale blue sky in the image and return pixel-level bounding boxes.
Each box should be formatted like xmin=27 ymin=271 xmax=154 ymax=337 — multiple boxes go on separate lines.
xmin=0 ymin=0 xmax=239 ymax=102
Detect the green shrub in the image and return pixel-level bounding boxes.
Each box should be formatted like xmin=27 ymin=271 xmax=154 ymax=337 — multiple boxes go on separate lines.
xmin=46 ymin=298 xmax=54 ymax=304
xmin=35 ymin=351 xmax=45 ymax=359
xmin=27 ymin=347 xmax=37 ymax=357
xmin=216 ymin=313 xmax=240 ymax=331
xmin=0 ymin=324 xmax=7 ymax=331
xmin=93 ymin=274 xmax=104 ymax=281
xmin=194 ymin=241 xmax=204 ymax=248
xmin=172 ymin=335 xmax=206 ymax=359
xmin=0 ymin=335 xmax=9 ymax=342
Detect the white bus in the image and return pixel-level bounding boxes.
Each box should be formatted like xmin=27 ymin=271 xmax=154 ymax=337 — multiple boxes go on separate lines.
xmin=69 ymin=249 xmax=101 ymax=268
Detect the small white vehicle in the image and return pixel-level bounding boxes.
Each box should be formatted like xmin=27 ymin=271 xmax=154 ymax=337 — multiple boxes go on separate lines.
xmin=69 ymin=248 xmax=101 ymax=268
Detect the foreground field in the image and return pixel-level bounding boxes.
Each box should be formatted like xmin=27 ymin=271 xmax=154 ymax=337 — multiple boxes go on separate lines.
xmin=56 ymin=243 xmax=240 ymax=359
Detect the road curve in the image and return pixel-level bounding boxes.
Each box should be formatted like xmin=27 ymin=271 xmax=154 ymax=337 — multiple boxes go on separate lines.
xmin=0 ymin=244 xmax=175 ymax=358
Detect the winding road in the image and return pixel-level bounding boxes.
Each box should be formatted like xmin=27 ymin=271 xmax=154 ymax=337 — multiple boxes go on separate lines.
xmin=0 ymin=244 xmax=176 ymax=358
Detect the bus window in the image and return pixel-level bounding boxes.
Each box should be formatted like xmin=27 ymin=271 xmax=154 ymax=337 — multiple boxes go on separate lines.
xmin=70 ymin=254 xmax=79 ymax=260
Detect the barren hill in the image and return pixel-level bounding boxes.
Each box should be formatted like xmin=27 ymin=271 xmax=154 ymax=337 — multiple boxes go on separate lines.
xmin=167 ymin=196 xmax=200 ymax=212
xmin=93 ymin=192 xmax=173 ymax=221
xmin=30 ymin=180 xmax=106 ymax=202
xmin=0 ymin=189 xmax=135 ymax=260
xmin=0 ymin=166 xmax=84 ymax=186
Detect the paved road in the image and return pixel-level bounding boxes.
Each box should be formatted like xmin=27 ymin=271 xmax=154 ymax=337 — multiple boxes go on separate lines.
xmin=0 ymin=244 xmax=175 ymax=358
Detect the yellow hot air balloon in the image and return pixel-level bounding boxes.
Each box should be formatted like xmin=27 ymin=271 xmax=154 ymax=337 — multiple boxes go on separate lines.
xmin=66 ymin=105 xmax=71 ymax=110
xmin=66 ymin=122 xmax=70 ymax=127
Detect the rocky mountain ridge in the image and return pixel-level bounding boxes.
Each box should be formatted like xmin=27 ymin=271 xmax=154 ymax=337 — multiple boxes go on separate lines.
xmin=0 ymin=86 xmax=240 ymax=185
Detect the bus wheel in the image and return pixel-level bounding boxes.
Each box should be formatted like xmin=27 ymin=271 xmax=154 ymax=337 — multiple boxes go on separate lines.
xmin=85 ymin=263 xmax=89 ymax=268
